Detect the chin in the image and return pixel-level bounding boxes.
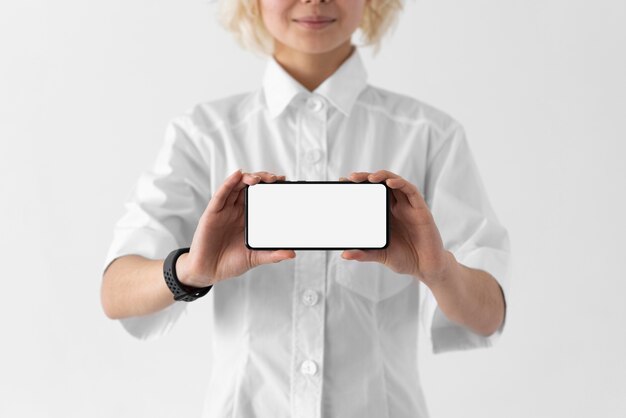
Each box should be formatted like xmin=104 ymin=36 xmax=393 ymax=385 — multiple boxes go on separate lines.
xmin=292 ymin=39 xmax=349 ymax=55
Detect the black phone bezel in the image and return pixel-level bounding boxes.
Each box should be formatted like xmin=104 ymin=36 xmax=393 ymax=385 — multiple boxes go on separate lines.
xmin=244 ymin=180 xmax=390 ymax=251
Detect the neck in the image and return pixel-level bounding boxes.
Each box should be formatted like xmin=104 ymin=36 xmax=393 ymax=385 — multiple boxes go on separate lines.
xmin=272 ymin=42 xmax=355 ymax=92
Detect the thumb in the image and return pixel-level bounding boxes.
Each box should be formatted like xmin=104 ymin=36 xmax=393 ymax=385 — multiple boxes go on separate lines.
xmin=254 ymin=250 xmax=296 ymax=266
xmin=342 ymin=249 xmax=384 ymax=263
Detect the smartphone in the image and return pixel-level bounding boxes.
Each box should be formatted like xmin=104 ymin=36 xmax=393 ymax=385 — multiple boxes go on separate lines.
xmin=244 ymin=180 xmax=389 ymax=250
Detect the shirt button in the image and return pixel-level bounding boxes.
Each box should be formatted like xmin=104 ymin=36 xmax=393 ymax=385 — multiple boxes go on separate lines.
xmin=302 ymin=289 xmax=319 ymax=306
xmin=304 ymin=149 xmax=323 ymax=164
xmin=306 ymin=96 xmax=324 ymax=112
xmin=300 ymin=359 xmax=318 ymax=376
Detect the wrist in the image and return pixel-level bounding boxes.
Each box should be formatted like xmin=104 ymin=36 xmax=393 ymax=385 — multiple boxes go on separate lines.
xmin=175 ymin=253 xmax=210 ymax=288
xmin=421 ymin=250 xmax=460 ymax=291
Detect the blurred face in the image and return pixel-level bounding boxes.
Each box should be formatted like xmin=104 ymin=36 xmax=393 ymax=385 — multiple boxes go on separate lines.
xmin=259 ymin=0 xmax=367 ymax=55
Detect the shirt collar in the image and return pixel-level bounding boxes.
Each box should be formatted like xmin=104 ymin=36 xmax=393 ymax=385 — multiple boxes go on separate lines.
xmin=262 ymin=47 xmax=368 ymax=119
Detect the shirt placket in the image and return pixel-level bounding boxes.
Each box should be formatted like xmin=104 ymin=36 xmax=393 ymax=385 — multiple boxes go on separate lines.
xmin=290 ymin=93 xmax=329 ymax=418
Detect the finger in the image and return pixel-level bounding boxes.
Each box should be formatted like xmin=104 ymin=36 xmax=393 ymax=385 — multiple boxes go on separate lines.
xmin=393 ymin=187 xmax=410 ymax=207
xmin=208 ymin=168 xmax=244 ymax=213
xmin=226 ymin=181 xmax=249 ymax=207
xmin=227 ymin=172 xmax=286 ymax=207
xmin=210 ymin=170 xmax=268 ymax=213
xmin=388 ymin=186 xmax=398 ymax=207
xmin=348 ymin=171 xmax=374 ymax=183
xmin=252 ymin=249 xmax=296 ymax=266
xmin=225 ymin=172 xmax=263 ymax=207
xmin=368 ymin=170 xmax=401 ymax=183
xmin=243 ymin=171 xmax=285 ymax=186
xmin=231 ymin=181 xmax=252 ymax=209
xmin=234 ymin=187 xmax=245 ymax=208
xmin=249 ymin=171 xmax=279 ymax=181
xmin=342 ymin=249 xmax=385 ymax=264
xmin=344 ymin=171 xmax=405 ymax=206
xmin=365 ymin=170 xmax=413 ymax=207
xmin=230 ymin=173 xmax=287 ymax=207
xmin=385 ymin=177 xmax=428 ymax=210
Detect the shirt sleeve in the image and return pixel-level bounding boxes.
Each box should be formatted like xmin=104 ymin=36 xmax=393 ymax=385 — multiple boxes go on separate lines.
xmin=101 ymin=116 xmax=210 ymax=341
xmin=419 ymin=122 xmax=512 ymax=354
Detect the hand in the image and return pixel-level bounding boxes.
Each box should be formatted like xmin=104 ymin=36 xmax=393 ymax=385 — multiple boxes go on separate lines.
xmin=338 ymin=170 xmax=453 ymax=284
xmin=177 ymin=169 xmax=296 ymax=287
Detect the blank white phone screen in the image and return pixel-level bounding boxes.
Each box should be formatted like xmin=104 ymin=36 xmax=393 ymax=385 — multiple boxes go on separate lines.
xmin=245 ymin=182 xmax=388 ymax=249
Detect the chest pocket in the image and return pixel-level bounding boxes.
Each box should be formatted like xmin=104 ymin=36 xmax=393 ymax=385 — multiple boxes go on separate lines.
xmin=333 ymin=256 xmax=414 ymax=303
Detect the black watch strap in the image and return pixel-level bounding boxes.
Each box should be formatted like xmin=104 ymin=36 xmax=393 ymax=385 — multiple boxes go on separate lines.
xmin=163 ymin=247 xmax=212 ymax=302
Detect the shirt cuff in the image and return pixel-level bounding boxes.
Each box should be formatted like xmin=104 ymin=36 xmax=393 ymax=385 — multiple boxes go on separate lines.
xmin=102 ymin=227 xmax=189 ymax=341
xmin=420 ymin=246 xmax=511 ymax=354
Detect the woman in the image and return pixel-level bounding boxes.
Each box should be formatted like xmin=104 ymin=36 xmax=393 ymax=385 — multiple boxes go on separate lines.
xmin=101 ymin=1 xmax=511 ymax=417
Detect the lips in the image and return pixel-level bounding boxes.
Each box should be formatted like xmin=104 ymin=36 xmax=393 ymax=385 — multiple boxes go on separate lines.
xmin=293 ymin=16 xmax=336 ymax=23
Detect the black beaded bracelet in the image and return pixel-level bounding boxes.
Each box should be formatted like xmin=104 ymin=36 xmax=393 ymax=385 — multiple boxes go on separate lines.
xmin=163 ymin=247 xmax=212 ymax=302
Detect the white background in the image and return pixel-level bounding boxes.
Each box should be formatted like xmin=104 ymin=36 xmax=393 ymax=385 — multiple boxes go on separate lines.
xmin=1 ymin=0 xmax=625 ymax=417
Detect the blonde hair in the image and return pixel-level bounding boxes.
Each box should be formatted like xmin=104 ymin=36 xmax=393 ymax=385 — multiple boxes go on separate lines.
xmin=217 ymin=0 xmax=404 ymax=57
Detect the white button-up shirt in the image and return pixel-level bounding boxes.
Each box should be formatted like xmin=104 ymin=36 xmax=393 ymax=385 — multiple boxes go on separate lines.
xmin=102 ymin=47 xmax=511 ymax=418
